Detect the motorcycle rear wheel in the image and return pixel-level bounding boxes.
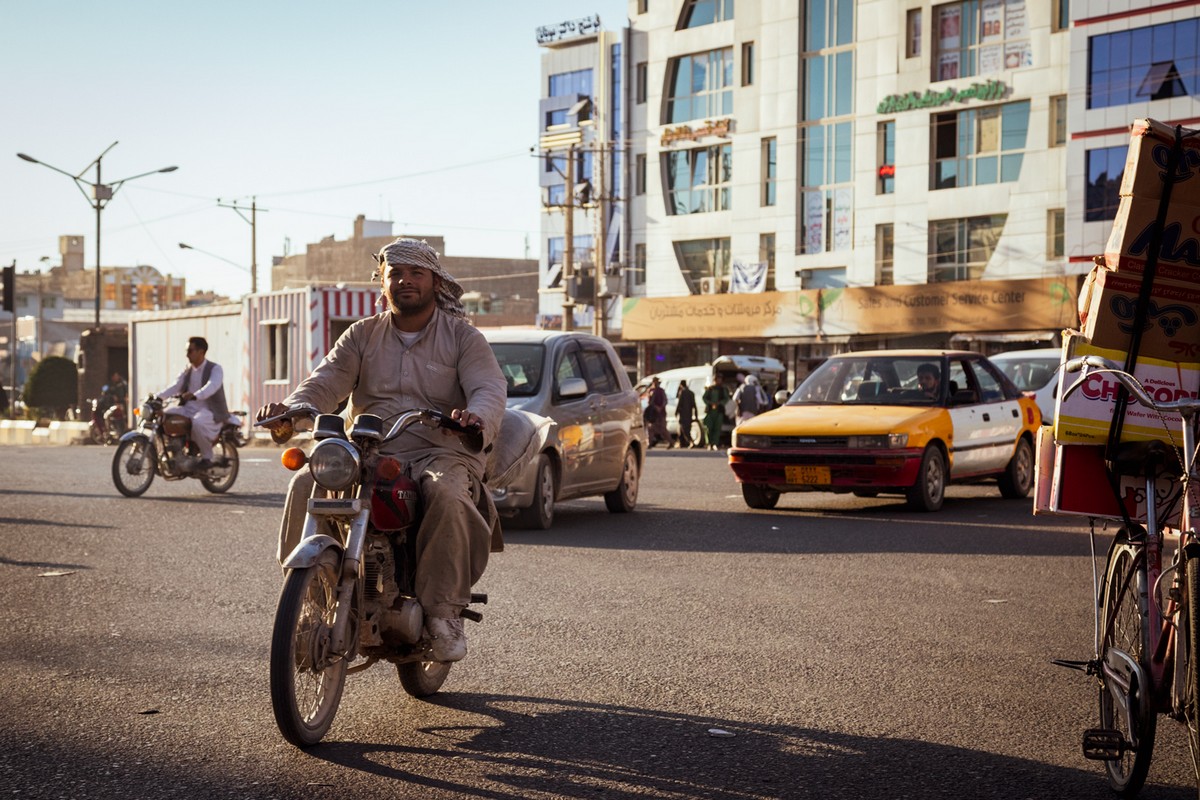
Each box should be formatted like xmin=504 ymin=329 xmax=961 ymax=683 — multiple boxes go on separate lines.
xmin=111 ymin=437 xmax=156 ymax=497
xmin=200 ymin=439 xmax=239 ymax=493
xmin=270 ymin=548 xmax=348 ymax=747
xmin=398 ymin=660 xmax=452 ymax=698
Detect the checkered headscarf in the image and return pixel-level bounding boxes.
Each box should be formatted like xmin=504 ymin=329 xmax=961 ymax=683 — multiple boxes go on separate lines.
xmin=373 ymin=238 xmax=465 ymax=318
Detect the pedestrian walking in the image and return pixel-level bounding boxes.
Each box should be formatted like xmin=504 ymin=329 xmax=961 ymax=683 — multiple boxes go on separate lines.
xmin=645 ymin=377 xmax=670 ymax=448
xmin=732 ymin=374 xmax=769 ymax=425
xmin=675 ymin=379 xmax=699 ymax=448
xmin=701 ymin=376 xmax=730 ymax=451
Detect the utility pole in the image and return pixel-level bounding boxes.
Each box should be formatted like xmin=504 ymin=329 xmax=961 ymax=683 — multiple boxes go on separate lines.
xmin=218 ymin=197 xmax=266 ymax=294
xmin=594 ymin=141 xmax=607 ymax=337
xmin=7 ymin=260 xmax=15 ymax=417
xmin=563 ymin=144 xmax=575 ymax=332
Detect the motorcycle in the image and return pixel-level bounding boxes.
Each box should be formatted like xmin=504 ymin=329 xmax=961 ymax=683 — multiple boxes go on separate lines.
xmin=110 ymin=395 xmax=245 ymax=497
xmin=89 ymin=395 xmax=127 ymax=445
xmin=257 ymin=405 xmax=486 ymax=748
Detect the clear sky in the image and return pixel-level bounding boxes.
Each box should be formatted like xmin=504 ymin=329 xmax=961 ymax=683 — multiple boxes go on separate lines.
xmin=3 ymin=1 xmax=627 ymax=295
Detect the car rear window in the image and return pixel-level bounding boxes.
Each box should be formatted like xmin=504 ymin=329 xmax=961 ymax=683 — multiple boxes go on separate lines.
xmin=490 ymin=343 xmax=546 ymax=397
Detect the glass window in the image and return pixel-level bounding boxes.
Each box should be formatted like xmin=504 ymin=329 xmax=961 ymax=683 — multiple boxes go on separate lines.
xmin=877 ymin=120 xmax=895 ymax=194
xmin=555 ymin=349 xmax=587 ymax=397
xmin=546 ymin=108 xmax=569 ymax=128
xmin=928 ymin=215 xmax=1007 ymax=282
xmin=628 ymin=243 xmax=646 ymax=293
xmin=1050 ymin=94 xmax=1067 ymax=147
xmin=806 ymin=0 xmax=854 ymax=50
xmin=665 ymin=144 xmax=732 ymax=215
xmin=547 ymin=184 xmax=566 ymax=206
xmin=1053 ymin=0 xmax=1069 ymax=33
xmin=931 ymin=100 xmax=1029 ymax=189
xmin=876 ymin=224 xmax=894 ymax=285
xmin=635 ymin=153 xmax=647 ymax=195
xmin=1089 ymin=19 xmax=1200 ymax=109
xmin=665 ymin=48 xmax=734 ymax=124
xmin=636 ymin=62 xmax=647 ymax=105
xmin=548 ymin=69 xmax=593 ymax=98
xmin=761 ymin=137 xmax=777 ymax=206
xmin=1048 ymin=208 xmax=1065 ymax=258
xmin=801 ymin=187 xmax=854 ymax=254
xmin=759 ymin=233 xmax=776 ymax=291
xmin=742 ymin=41 xmax=754 ymax=86
xmin=1085 ymin=145 xmax=1125 ymax=222
xmin=580 ymin=347 xmax=620 ymax=394
xmin=680 ymin=0 xmax=733 ymax=29
xmin=933 ymin=0 xmax=1031 ymax=81
xmin=907 ymin=8 xmax=922 ymax=57
xmin=675 ymin=238 xmax=731 ymax=294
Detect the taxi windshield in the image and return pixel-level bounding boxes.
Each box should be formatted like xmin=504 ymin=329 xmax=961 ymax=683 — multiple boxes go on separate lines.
xmin=791 ymin=356 xmax=944 ymax=406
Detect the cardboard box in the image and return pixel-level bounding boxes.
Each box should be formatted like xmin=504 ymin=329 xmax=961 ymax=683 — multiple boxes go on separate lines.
xmin=1037 ymin=440 xmax=1184 ymax=527
xmin=1055 ymin=330 xmax=1200 ymax=445
xmin=1119 ymin=118 xmax=1200 ymax=207
xmin=1104 ymin=195 xmax=1200 ymax=285
xmin=1082 ymin=267 xmax=1200 ymax=361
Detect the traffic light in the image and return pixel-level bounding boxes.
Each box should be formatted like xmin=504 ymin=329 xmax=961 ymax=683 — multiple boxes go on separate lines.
xmin=1 ymin=265 xmax=13 ymax=312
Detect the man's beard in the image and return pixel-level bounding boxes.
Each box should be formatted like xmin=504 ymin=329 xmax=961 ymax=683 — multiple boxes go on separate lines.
xmin=384 ymin=288 xmax=435 ymax=316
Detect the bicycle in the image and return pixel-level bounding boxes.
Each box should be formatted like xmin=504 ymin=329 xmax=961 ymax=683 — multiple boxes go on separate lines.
xmin=1055 ymin=354 xmax=1200 ymax=796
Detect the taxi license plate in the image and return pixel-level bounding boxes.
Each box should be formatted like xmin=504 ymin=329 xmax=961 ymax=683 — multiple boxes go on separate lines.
xmin=786 ymin=465 xmax=830 ymax=484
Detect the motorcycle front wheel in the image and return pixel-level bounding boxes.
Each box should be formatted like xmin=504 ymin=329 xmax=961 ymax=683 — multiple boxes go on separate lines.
xmin=200 ymin=439 xmax=239 ymax=493
xmin=111 ymin=436 xmax=156 ymax=497
xmin=270 ymin=548 xmax=348 ymax=747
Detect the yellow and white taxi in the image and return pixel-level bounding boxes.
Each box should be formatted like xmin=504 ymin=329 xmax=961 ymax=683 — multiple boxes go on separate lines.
xmin=728 ymin=350 xmax=1042 ymax=511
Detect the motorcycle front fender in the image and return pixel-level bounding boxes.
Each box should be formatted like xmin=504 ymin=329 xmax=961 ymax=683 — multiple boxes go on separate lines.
xmin=117 ymin=430 xmax=151 ymax=445
xmin=281 ymin=533 xmax=344 ymax=570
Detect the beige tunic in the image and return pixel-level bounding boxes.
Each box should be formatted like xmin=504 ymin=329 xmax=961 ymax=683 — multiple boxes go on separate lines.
xmin=282 ymin=309 xmax=506 ymax=476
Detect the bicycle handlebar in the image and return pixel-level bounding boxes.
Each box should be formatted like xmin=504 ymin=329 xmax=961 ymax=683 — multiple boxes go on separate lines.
xmin=1062 ymin=355 xmax=1200 ymax=417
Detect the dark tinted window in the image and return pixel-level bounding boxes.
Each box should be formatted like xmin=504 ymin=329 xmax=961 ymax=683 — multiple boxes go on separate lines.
xmin=580 ymin=347 xmax=620 ymax=393
xmin=490 ymin=343 xmax=545 ymax=397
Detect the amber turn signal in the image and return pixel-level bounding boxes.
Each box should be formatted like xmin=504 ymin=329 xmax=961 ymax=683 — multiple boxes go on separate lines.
xmin=281 ymin=447 xmax=308 ymax=471
xmin=376 ymin=456 xmax=402 ymax=481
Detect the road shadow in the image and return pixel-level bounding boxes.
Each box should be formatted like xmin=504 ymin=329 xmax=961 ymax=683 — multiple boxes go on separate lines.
xmin=127 ymin=491 xmax=287 ymax=509
xmin=502 ymin=495 xmax=1108 ymax=559
xmin=306 ymin=692 xmax=1193 ymax=799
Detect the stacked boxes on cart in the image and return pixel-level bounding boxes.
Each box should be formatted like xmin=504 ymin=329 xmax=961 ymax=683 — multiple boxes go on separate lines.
xmin=1037 ymin=119 xmax=1200 ymax=523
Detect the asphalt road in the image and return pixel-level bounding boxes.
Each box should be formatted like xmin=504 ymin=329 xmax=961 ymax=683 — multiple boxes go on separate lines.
xmin=1 ymin=444 xmax=1197 ymax=799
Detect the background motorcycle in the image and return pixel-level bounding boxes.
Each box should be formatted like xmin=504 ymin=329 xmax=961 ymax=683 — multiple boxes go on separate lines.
xmin=111 ymin=395 xmax=245 ymax=497
xmin=259 ymin=406 xmax=486 ymax=748
xmin=89 ymin=395 xmax=128 ymax=445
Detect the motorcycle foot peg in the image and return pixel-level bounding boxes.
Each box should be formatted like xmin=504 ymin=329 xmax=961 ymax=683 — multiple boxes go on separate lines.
xmin=1081 ymin=728 xmax=1126 ymax=761
xmin=460 ymin=608 xmax=483 ymax=623
xmin=470 ymin=593 xmax=488 ymax=605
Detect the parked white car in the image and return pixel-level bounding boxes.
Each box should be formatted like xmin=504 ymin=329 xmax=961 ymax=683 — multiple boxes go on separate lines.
xmin=988 ymin=347 xmax=1061 ymax=425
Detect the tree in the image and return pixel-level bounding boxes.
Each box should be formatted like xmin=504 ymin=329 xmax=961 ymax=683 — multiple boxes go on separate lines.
xmin=23 ymin=356 xmax=78 ymax=420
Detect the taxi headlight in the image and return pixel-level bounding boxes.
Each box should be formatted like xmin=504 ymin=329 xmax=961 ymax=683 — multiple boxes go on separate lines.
xmin=309 ymin=439 xmax=360 ymax=490
xmin=848 ymin=433 xmax=908 ymax=448
xmin=734 ymin=433 xmax=771 ymax=449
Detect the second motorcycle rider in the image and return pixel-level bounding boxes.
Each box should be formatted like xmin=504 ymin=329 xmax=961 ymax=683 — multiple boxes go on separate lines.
xmin=256 ymin=238 xmax=506 ymax=663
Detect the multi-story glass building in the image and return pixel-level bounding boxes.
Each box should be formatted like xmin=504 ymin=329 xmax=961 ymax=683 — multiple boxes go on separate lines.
xmin=538 ymin=1 xmax=1199 ymax=382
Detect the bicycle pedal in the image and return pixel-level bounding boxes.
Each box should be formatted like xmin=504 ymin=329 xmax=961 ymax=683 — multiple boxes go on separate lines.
xmin=1082 ymin=728 xmax=1126 ymax=761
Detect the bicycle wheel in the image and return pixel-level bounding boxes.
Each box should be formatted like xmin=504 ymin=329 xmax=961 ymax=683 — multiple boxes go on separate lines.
xmin=1185 ymin=551 xmax=1200 ymax=782
xmin=269 ymin=548 xmax=348 ymax=747
xmin=1099 ymin=543 xmax=1157 ymax=796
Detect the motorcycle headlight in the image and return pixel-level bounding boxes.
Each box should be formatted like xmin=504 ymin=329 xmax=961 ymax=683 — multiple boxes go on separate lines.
xmin=309 ymin=439 xmax=360 ymax=490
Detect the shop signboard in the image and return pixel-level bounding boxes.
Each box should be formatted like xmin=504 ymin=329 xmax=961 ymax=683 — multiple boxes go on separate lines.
xmin=621 ymin=277 xmax=1078 ymax=341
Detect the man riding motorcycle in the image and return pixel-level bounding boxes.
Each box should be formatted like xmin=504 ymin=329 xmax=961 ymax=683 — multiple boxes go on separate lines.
xmin=257 ymin=238 xmax=506 ymax=663
xmin=156 ymin=336 xmax=230 ymax=470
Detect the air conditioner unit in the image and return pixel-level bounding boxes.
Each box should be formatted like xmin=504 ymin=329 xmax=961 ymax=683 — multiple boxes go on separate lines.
xmin=699 ymin=277 xmax=718 ymax=294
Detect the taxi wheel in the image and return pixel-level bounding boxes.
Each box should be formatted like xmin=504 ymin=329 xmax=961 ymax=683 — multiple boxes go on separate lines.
xmin=742 ymin=483 xmax=780 ymax=510
xmin=998 ymin=436 xmax=1034 ymax=499
xmin=905 ymin=446 xmax=946 ymax=512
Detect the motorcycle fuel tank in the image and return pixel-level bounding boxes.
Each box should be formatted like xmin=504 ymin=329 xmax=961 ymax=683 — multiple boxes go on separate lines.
xmin=370 ymin=474 xmax=420 ymax=531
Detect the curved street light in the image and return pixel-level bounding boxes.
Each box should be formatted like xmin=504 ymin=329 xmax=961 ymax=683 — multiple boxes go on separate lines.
xmin=17 ymin=143 xmax=178 ymax=328
xmin=178 ymin=243 xmax=252 ymax=296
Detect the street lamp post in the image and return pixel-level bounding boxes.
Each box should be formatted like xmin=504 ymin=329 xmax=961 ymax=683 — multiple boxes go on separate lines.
xmin=17 ymin=143 xmax=177 ymax=328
